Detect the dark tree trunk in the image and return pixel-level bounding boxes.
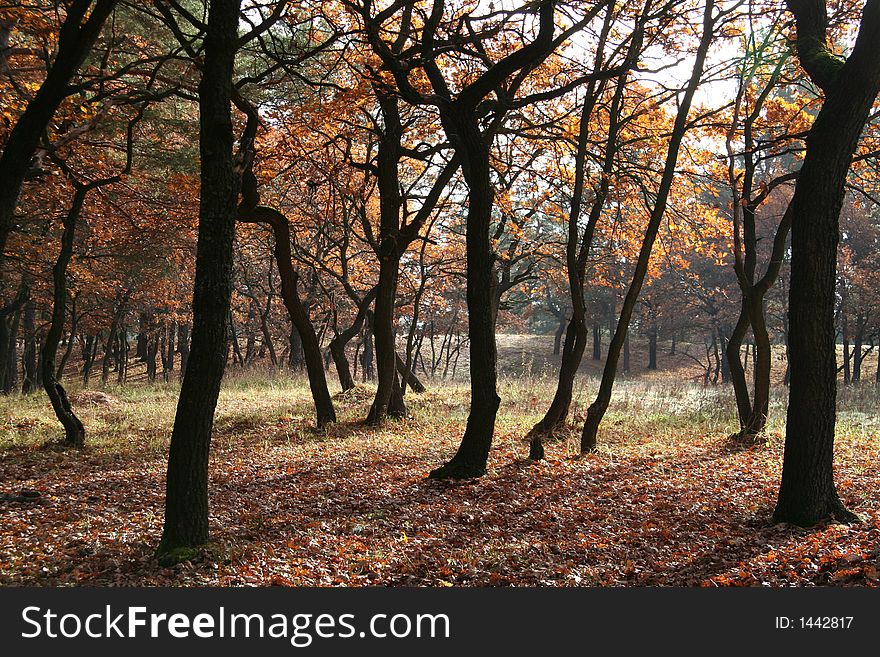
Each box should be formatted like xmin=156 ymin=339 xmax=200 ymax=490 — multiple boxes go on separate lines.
xmin=369 ymin=258 xmax=405 ymax=422
xmin=527 ymin=38 xmax=630 ymax=458
xmin=257 ymin=292 xmax=276 ymax=366
xmin=592 ymin=322 xmax=602 ymax=361
xmin=238 ymin=206 xmax=336 ymax=428
xmin=288 ymin=328 xmax=304 ymax=370
xmin=718 ymin=330 xmax=730 ymax=384
xmin=158 ymin=0 xmax=242 ymax=564
xmin=852 ymin=323 xmax=863 ymax=382
xmin=396 ymin=352 xmax=426 ymax=393
xmin=553 ymin=315 xmax=566 ymax=355
xmin=330 ymin=288 xmax=375 ymax=393
xmin=648 ymin=324 xmax=658 ymax=370
xmin=56 ymin=307 xmax=78 ymax=380
xmin=1 ymin=283 xmax=27 ymax=394
xmin=116 ymin=327 xmax=129 ymax=384
xmin=368 ymin=92 xmax=406 ymax=425
xmin=329 ymin=339 xmax=355 ymax=391
xmin=43 ymin=188 xmax=89 ymax=447
xmin=581 ymin=1 xmax=714 ymax=452
xmin=82 ymin=333 xmax=99 ymax=386
xmin=710 ymin=332 xmax=721 ymax=385
xmin=2 ymin=310 xmax=20 ymax=393
xmin=136 ymin=312 xmax=149 ymax=361
xmin=429 ymin=110 xmax=499 ymax=479
xmin=166 ymin=320 xmax=176 ymax=374
xmin=623 ymin=334 xmax=630 ymax=374
xmin=146 ymin=331 xmax=160 ymax=382
xmin=360 ymin=326 xmax=374 ymax=381
xmin=177 ymin=323 xmax=190 ymax=377
xmin=773 ymin=0 xmax=880 ymax=527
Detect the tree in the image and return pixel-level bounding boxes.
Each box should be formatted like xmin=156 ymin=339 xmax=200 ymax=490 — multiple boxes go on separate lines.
xmin=580 ymin=0 xmax=719 ymax=451
xmin=527 ymin=1 xmax=646 ymax=458
xmin=0 ymin=0 xmax=118 ymax=383
xmin=773 ymin=0 xmax=880 ymax=526
xmin=158 ymin=0 xmax=242 ymax=564
xmin=355 ymin=0 xmax=604 ymax=478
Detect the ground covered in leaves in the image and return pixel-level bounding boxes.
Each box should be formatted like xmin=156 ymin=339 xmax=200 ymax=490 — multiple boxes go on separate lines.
xmin=2 ymin=374 xmax=879 ymax=587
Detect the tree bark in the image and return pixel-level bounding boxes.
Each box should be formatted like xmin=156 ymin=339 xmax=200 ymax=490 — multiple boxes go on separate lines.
xmin=429 ymin=109 xmax=499 ymax=479
xmin=21 ymin=299 xmax=37 ymax=394
xmin=158 ymin=0 xmax=242 ymax=563
xmin=330 ymin=288 xmax=376 ymax=392
xmin=773 ymin=0 xmax=880 ymax=526
xmin=527 ymin=31 xmax=631 ymax=458
xmin=238 ymin=206 xmax=336 ymax=428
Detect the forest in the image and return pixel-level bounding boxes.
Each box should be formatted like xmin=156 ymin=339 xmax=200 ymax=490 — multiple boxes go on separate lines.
xmin=1 ymin=0 xmax=879 ymax=587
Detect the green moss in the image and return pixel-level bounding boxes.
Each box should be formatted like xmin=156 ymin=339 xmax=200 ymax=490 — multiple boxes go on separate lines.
xmin=155 ymin=545 xmax=199 ymax=567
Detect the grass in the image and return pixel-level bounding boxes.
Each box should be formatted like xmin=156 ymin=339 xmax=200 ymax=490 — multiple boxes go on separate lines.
xmin=2 ymin=367 xmax=878 ymax=456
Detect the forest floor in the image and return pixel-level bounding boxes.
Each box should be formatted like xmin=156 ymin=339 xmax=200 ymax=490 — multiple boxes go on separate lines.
xmin=2 ymin=360 xmax=880 ymax=586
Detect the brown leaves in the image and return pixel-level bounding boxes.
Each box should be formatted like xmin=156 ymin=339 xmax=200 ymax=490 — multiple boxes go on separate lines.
xmin=1 ymin=384 xmax=879 ymax=587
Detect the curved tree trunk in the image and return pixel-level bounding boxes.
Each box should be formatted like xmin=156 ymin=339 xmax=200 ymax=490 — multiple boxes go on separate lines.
xmin=527 ymin=34 xmax=630 ymax=459
xmin=329 ymin=287 xmax=376 ymax=392
xmin=238 ymin=206 xmax=336 ymax=428
xmin=42 ymin=188 xmax=88 ymax=447
xmin=581 ymin=0 xmax=714 ymax=452
xmin=726 ymin=300 xmax=753 ymax=429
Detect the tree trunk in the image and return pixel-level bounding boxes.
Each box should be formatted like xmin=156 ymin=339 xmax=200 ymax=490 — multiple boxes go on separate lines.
xmin=396 ymin=353 xmax=425 ymax=393
xmin=553 ymin=315 xmax=566 ymax=355
xmin=429 ymin=111 xmax=499 ymax=479
xmin=177 ymin=322 xmax=189 ymax=377
xmin=43 ymin=188 xmax=89 ymax=447
xmin=773 ymin=0 xmax=880 ymax=527
xmin=330 ymin=288 xmax=376 ymax=393
xmin=726 ymin=300 xmax=751 ymax=429
xmin=56 ymin=306 xmax=78 ymax=380
xmin=158 ymin=0 xmax=242 ymax=564
xmin=580 ymin=0 xmax=714 ymax=452
xmin=648 ymin=323 xmax=658 ymax=370
xmin=166 ymin=319 xmax=176 ymax=374
xmin=360 ymin=326 xmax=374 ymax=381
xmin=21 ymin=299 xmax=37 ymax=394
xmin=526 ymin=45 xmax=629 ymax=457
xmin=81 ymin=334 xmax=98 ymax=386
xmin=1 ymin=283 xmax=27 ymax=393
xmin=238 ymin=206 xmax=336 ymax=428
xmin=746 ymin=298 xmax=771 ymax=434
xmin=368 ymin=258 xmax=404 ymax=422
xmin=136 ymin=312 xmax=149 ymax=361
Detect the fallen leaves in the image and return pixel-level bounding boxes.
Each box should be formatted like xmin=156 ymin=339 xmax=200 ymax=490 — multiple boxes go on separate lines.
xmin=1 ymin=384 xmax=879 ymax=587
